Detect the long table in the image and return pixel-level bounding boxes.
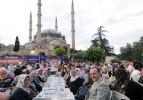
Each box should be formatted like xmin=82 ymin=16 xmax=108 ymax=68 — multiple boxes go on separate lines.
xmin=33 ymin=75 xmax=75 ymax=100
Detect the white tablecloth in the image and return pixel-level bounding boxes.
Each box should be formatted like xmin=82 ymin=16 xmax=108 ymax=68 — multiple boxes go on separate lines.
xmin=34 ymin=75 xmax=75 ymax=100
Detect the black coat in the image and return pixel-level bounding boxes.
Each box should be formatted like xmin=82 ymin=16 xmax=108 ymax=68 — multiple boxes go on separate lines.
xmin=32 ymin=76 xmax=44 ymax=92
xmin=69 ymin=77 xmax=84 ymax=95
xmin=0 ymin=77 xmax=13 ymax=91
xmin=125 ymin=80 xmax=143 ymax=100
xmin=139 ymin=76 xmax=143 ymax=84
xmin=9 ymin=88 xmax=31 ymax=100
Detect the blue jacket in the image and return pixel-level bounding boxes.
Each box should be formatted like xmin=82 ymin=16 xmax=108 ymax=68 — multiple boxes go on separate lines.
xmin=75 ymin=81 xmax=93 ymax=100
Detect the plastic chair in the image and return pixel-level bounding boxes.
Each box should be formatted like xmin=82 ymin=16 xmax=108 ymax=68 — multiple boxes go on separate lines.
xmin=109 ymin=90 xmax=130 ymax=100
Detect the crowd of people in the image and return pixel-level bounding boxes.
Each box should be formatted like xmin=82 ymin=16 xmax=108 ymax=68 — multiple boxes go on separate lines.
xmin=0 ymin=60 xmax=143 ymax=100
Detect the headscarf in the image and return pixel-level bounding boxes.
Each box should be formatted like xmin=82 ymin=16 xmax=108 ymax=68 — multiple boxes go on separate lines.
xmin=37 ymin=68 xmax=43 ymax=76
xmin=70 ymin=69 xmax=78 ymax=82
xmin=30 ymin=71 xmax=38 ymax=81
xmin=16 ymin=74 xmax=30 ymax=92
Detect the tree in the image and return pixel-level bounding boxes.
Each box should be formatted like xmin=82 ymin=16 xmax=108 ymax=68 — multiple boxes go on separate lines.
xmin=54 ymin=48 xmax=65 ymax=56
xmin=86 ymin=46 xmax=105 ymax=64
xmin=91 ymin=26 xmax=106 ymax=47
xmin=132 ymin=37 xmax=143 ymax=61
xmin=13 ymin=36 xmax=20 ymax=52
xmin=91 ymin=26 xmax=113 ymax=55
xmin=73 ymin=51 xmax=86 ymax=61
xmin=119 ymin=36 xmax=143 ymax=62
xmin=119 ymin=43 xmax=132 ymax=60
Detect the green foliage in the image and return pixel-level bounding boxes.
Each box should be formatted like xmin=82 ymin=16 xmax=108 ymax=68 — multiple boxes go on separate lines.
xmin=54 ymin=48 xmax=65 ymax=56
xmin=73 ymin=51 xmax=86 ymax=61
xmin=119 ymin=43 xmax=132 ymax=60
xmin=71 ymin=47 xmax=105 ymax=63
xmin=86 ymin=47 xmax=105 ymax=63
xmin=13 ymin=36 xmax=20 ymax=52
xmin=70 ymin=49 xmax=81 ymax=54
xmin=91 ymin=26 xmax=113 ymax=55
xmin=119 ymin=36 xmax=143 ymax=62
xmin=111 ymin=58 xmax=120 ymax=64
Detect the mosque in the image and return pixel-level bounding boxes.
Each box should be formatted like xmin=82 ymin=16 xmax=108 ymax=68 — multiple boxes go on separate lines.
xmin=0 ymin=0 xmax=76 ymax=56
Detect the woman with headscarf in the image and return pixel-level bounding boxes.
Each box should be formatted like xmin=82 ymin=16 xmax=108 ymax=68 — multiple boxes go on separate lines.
xmin=9 ymin=74 xmax=31 ymax=100
xmin=63 ymin=65 xmax=71 ymax=87
xmin=69 ymin=69 xmax=84 ymax=95
xmin=29 ymin=71 xmax=39 ymax=98
xmin=32 ymin=69 xmax=44 ymax=92
xmin=111 ymin=64 xmax=129 ymax=94
xmin=37 ymin=68 xmax=45 ymax=83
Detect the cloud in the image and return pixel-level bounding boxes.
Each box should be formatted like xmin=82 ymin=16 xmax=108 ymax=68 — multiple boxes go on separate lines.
xmin=0 ymin=0 xmax=143 ymax=54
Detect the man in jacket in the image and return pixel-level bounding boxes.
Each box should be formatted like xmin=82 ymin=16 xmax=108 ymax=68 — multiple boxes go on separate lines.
xmin=85 ymin=67 xmax=111 ymax=100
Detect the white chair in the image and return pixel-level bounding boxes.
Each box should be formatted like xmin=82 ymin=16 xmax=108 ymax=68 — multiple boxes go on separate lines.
xmin=109 ymin=90 xmax=130 ymax=100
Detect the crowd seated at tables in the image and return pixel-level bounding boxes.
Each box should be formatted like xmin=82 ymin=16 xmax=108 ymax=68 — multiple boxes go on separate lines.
xmin=0 ymin=60 xmax=143 ymax=100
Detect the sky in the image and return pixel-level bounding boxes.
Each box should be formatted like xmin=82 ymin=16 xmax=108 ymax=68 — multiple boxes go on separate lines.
xmin=0 ymin=0 xmax=143 ymax=54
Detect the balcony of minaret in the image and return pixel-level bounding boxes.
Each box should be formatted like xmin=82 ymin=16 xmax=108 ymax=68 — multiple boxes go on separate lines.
xmin=37 ymin=24 xmax=42 ymax=27
xmin=37 ymin=13 xmax=42 ymax=16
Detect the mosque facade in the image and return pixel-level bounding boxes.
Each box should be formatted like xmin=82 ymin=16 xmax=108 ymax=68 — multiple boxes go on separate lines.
xmin=20 ymin=0 xmax=76 ymax=55
xmin=0 ymin=0 xmax=75 ymax=56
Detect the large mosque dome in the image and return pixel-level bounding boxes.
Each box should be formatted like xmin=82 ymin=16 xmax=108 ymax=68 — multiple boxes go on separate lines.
xmin=24 ymin=28 xmax=67 ymax=55
xmin=34 ymin=29 xmax=65 ymax=40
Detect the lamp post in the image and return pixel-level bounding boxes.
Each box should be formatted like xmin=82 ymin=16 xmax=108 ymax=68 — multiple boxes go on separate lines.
xmin=39 ymin=54 xmax=41 ymax=64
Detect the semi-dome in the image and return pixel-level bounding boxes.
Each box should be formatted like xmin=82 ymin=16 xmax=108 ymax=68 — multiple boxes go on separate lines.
xmin=24 ymin=41 xmax=37 ymax=49
xmin=49 ymin=39 xmax=66 ymax=46
xmin=41 ymin=29 xmax=57 ymax=34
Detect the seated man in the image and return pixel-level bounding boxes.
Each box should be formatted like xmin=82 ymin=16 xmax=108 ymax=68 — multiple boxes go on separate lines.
xmin=0 ymin=68 xmax=13 ymax=90
xmin=0 ymin=67 xmax=14 ymax=98
xmin=85 ymin=67 xmax=111 ymax=100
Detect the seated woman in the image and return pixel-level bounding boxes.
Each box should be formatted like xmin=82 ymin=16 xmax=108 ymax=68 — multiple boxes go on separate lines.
xmin=9 ymin=74 xmax=31 ymax=100
xmin=69 ymin=69 xmax=84 ymax=95
xmin=32 ymin=69 xmax=44 ymax=92
xmin=110 ymin=65 xmax=129 ymax=94
xmin=29 ymin=71 xmax=39 ymax=98
xmin=75 ymin=72 xmax=93 ymax=100
xmin=63 ymin=66 xmax=70 ymax=87
xmin=63 ymin=65 xmax=70 ymax=88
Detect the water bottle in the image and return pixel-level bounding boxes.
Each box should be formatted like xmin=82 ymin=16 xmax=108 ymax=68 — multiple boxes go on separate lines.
xmin=58 ymin=85 xmax=66 ymax=100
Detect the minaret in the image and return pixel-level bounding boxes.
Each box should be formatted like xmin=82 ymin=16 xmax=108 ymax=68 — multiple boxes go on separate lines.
xmin=71 ymin=0 xmax=75 ymax=49
xmin=29 ymin=12 xmax=32 ymax=42
xmin=55 ymin=17 xmax=58 ymax=32
xmin=36 ymin=0 xmax=42 ymax=42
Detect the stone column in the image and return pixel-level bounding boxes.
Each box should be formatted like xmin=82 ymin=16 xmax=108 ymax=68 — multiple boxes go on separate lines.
xmin=29 ymin=12 xmax=32 ymax=42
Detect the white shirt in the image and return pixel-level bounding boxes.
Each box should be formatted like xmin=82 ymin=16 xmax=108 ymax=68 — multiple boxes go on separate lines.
xmin=130 ymin=69 xmax=140 ymax=83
